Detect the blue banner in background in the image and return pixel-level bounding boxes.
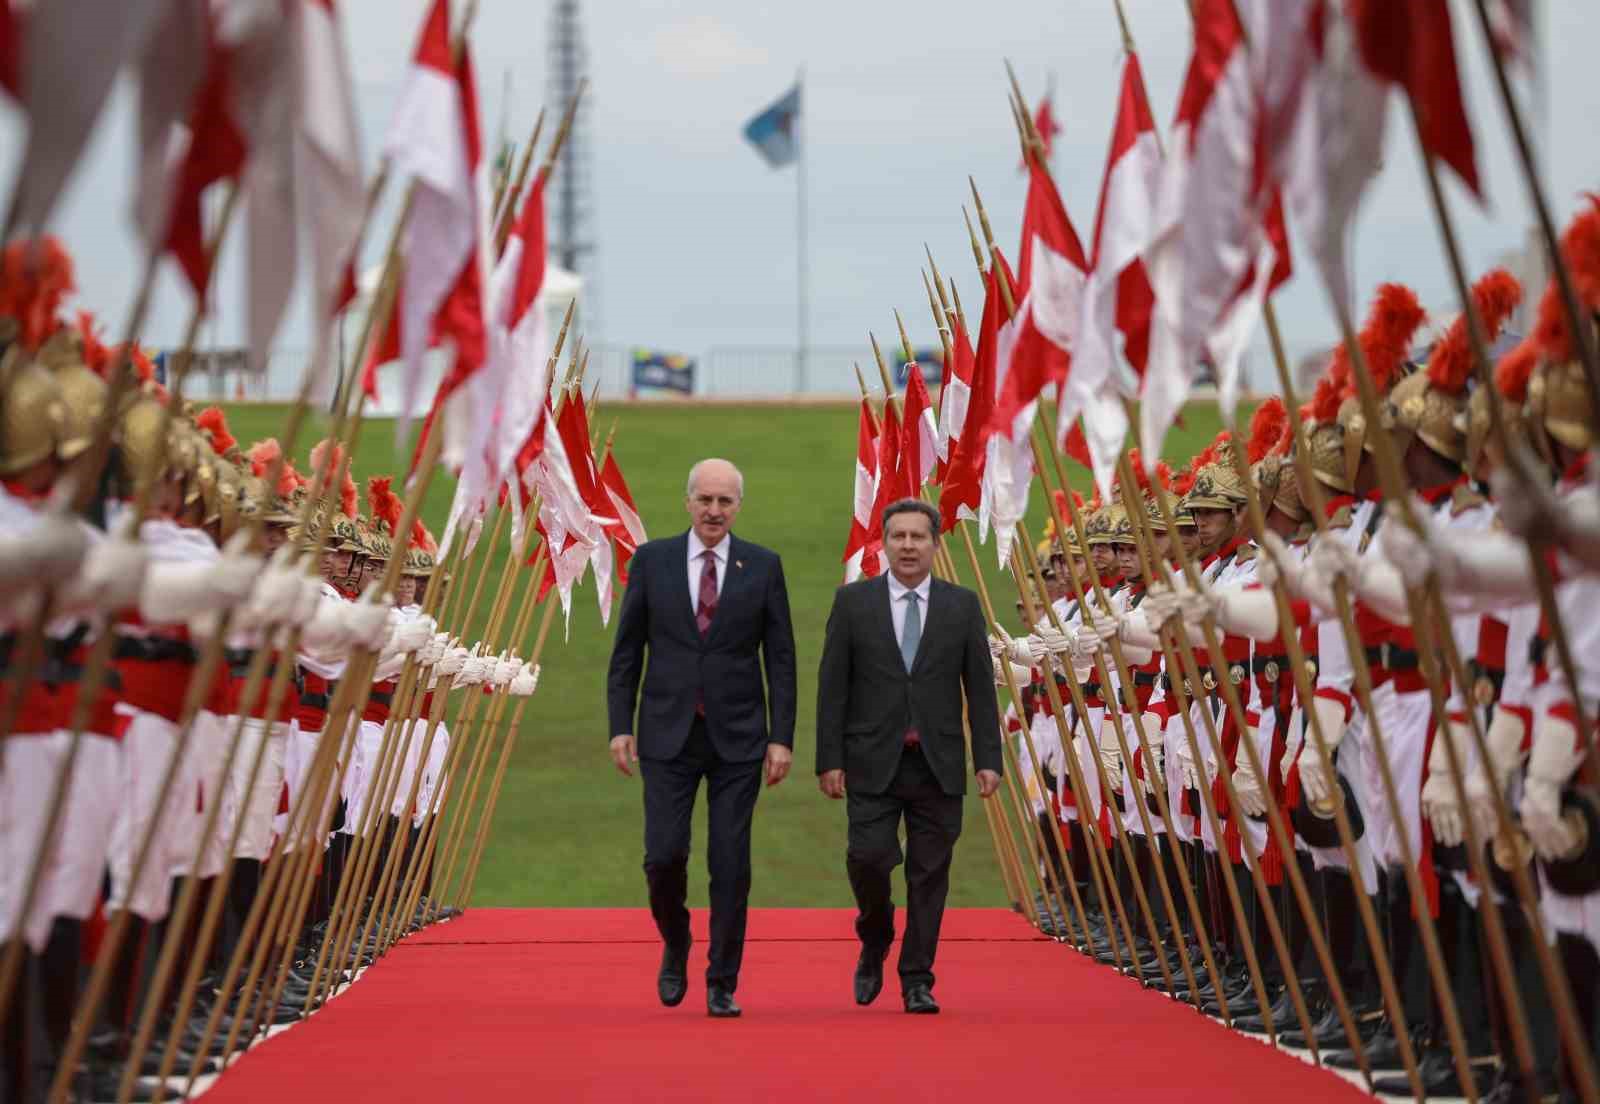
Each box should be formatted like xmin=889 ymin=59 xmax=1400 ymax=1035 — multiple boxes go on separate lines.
xmin=892 ymin=351 xmax=945 ymax=389
xmin=631 ymin=349 xmax=696 ymax=396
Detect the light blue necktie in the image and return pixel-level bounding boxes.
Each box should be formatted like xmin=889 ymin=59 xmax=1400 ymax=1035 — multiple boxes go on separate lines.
xmin=901 ymin=590 xmax=921 ymax=673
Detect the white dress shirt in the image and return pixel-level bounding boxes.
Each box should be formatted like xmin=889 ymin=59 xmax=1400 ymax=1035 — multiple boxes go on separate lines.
xmin=886 ymin=572 xmax=932 ymax=651
xmin=687 ymin=530 xmax=730 ymax=613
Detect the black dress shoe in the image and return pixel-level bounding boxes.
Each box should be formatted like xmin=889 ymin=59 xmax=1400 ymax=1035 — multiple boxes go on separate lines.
xmin=854 ymin=946 xmax=889 ymax=1006
xmin=658 ymin=940 xmax=690 ymax=1008
xmin=706 ymin=986 xmax=741 ymax=1018
xmin=1325 ymin=1021 xmax=1412 ymax=1071
xmin=903 ymin=985 xmax=940 ymax=1014
xmin=1371 ymin=1047 xmax=1495 ymax=1098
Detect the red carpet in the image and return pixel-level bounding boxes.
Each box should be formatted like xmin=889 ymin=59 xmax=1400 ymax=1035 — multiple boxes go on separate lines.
xmin=202 ymin=909 xmax=1370 ymax=1103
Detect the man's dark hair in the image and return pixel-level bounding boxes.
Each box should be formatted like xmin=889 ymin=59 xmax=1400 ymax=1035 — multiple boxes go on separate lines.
xmin=881 ymin=497 xmax=941 ymax=543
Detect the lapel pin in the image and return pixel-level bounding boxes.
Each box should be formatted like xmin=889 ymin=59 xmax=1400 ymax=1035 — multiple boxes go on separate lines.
xmin=735 ymin=560 xmax=743 ymax=569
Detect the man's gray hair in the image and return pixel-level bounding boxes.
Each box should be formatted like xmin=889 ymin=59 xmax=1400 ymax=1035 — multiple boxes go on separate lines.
xmin=686 ymin=458 xmax=745 ymax=499
xmin=881 ymin=497 xmax=940 ymax=542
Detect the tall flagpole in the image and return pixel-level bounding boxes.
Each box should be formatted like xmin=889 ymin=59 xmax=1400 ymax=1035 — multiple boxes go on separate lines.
xmin=796 ymin=66 xmax=808 ymax=394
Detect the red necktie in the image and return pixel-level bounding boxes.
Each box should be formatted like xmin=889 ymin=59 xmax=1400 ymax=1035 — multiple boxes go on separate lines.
xmin=696 ymin=551 xmax=718 ymax=638
xmin=694 ymin=551 xmax=718 ymax=718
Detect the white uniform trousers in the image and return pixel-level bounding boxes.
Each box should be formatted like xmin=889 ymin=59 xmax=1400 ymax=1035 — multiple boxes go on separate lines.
xmin=0 ymin=732 xmax=119 ymax=951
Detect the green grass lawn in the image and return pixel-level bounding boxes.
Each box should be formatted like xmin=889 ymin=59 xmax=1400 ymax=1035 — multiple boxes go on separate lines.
xmin=217 ymin=398 xmax=1234 ymax=909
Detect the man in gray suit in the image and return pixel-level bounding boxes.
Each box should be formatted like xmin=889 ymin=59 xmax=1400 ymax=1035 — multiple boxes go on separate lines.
xmin=814 ymin=498 xmax=1002 ymax=1014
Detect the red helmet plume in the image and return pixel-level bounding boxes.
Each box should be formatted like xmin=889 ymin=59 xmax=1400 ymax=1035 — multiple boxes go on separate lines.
xmin=195 ymin=407 xmax=237 ymax=457
xmin=1429 ymin=268 xmax=1522 ymax=396
xmin=0 ymin=236 xmax=74 ymax=350
xmin=1246 ymin=397 xmax=1288 ymax=464
xmin=367 ymin=476 xmax=405 ymax=536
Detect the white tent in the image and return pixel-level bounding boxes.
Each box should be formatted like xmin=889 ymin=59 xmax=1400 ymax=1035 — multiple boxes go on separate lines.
xmin=351 ymin=259 xmax=582 ymax=417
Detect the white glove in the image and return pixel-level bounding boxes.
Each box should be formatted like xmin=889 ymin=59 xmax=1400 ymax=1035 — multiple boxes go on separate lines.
xmin=1292 ymin=537 xmax=1341 ymax=616
xmin=1521 ymin=712 xmax=1587 ymax=860
xmin=0 ymin=511 xmax=86 ymax=595
xmin=509 ymin=662 xmax=541 ymax=696
xmin=209 ymin=530 xmax=264 ymax=606
xmin=1462 ymin=705 xmax=1529 ymax=845
xmin=454 ymin=653 xmax=491 ymax=689
xmin=1378 ymin=504 xmax=1455 ymax=590
xmin=1492 ymin=461 xmax=1566 ymax=544
xmin=1098 ymin=738 xmax=1122 ymax=793
xmin=292 ymin=572 xmax=326 ymax=626
xmin=1072 ymin=617 xmax=1116 ymax=661
xmin=1257 ymin=532 xmax=1306 ymax=598
xmin=1039 ymin=730 xmax=1065 ymax=779
xmin=1175 ymin=737 xmax=1201 ymax=792
xmin=66 ymin=523 xmax=147 ymax=615
xmin=417 ymin=634 xmax=448 ymax=668
xmin=999 ymin=632 xmax=1036 ymax=667
xmin=1117 ymin=608 xmax=1163 ymax=649
xmin=992 ymin=653 xmax=1032 ymax=688
xmin=1141 ymin=586 xmax=1182 ymax=628
xmin=988 ymin=633 xmax=1006 ymax=661
xmin=391 ymin=615 xmax=434 ymax=655
xmin=1231 ymin=733 xmax=1268 ymax=817
xmin=1031 ymin=624 xmax=1074 ymax=658
xmin=437 ymin=644 xmax=470 ymax=679
xmin=240 ymin=545 xmax=303 ymax=632
xmin=1296 ymin=696 xmax=1349 ymax=810
xmin=1421 ymin=719 xmax=1470 ymax=847
xmin=346 ymin=595 xmax=391 ymax=652
xmin=492 ymin=653 xmax=521 ymax=688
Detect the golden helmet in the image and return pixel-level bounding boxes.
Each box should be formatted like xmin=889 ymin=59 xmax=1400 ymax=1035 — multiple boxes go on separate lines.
xmin=404 ymin=545 xmax=436 ymax=577
xmin=264 ymin=484 xmax=306 ymax=527
xmin=1183 ymin=462 xmax=1248 ymax=513
xmin=0 ymin=352 xmax=67 ymax=476
xmin=324 ymin=511 xmax=357 ymax=552
xmin=1252 ymin=454 xmax=1284 ymax=507
xmin=1394 ymin=269 xmax=1523 ymax=466
xmin=114 ymin=393 xmax=172 ymax=495
xmin=38 ymin=330 xmax=108 ymax=463
xmin=1105 ymin=503 xmax=1132 ymax=544
xmin=1304 ymin=419 xmax=1352 ymax=494
xmin=1082 ymin=506 xmax=1115 ymax=546
xmin=1269 ymin=457 xmax=1307 ymax=522
xmin=1531 ymin=358 xmax=1596 ymax=453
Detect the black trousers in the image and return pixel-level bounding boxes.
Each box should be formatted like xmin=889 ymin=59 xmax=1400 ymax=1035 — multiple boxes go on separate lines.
xmin=640 ymin=717 xmax=763 ymax=990
xmin=845 ymin=743 xmax=964 ymax=991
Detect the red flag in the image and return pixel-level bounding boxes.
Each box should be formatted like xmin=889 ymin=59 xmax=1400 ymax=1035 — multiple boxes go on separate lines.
xmin=382 ymin=0 xmax=489 ymax=441
xmin=934 ymin=315 xmax=974 ymax=484
xmin=163 ymin=41 xmax=249 ymax=296
xmin=991 ymin=156 xmax=1088 ymax=443
xmin=1349 ymin=0 xmax=1480 ymax=197
xmin=938 ymin=255 xmax=1008 ymax=532
xmin=1018 ymin=94 xmax=1061 ymax=172
xmin=900 ymin=366 xmax=938 ymax=494
xmin=600 ymin=450 xmax=646 ymax=584
xmin=861 ymin=401 xmax=903 ymax=566
xmin=842 ymin=398 xmax=880 ymax=581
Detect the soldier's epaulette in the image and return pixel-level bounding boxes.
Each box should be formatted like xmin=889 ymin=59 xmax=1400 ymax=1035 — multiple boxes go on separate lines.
xmin=1325 ymin=505 xmax=1354 ymax=531
xmin=1235 ymin=542 xmax=1258 ymax=563
xmin=1450 ymin=482 xmax=1487 ymax=517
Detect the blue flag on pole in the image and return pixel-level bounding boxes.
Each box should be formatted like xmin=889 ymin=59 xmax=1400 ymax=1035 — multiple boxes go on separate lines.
xmin=743 ymin=84 xmax=801 ymax=168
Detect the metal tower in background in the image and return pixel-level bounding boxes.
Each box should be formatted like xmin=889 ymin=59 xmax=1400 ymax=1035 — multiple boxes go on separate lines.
xmin=547 ymin=0 xmax=596 ymax=329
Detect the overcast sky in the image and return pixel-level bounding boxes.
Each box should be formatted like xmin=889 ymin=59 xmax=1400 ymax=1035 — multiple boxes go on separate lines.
xmin=4 ymin=0 xmax=1599 ymax=394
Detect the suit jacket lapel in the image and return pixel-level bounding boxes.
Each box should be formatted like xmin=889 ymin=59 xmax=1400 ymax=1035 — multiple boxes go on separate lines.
xmin=705 ymin=536 xmax=746 ymax=645
xmin=871 ymin=576 xmax=900 ymax=666
xmin=674 ymin=531 xmax=700 ymax=643
xmin=909 ymin=577 xmax=939 ymax=674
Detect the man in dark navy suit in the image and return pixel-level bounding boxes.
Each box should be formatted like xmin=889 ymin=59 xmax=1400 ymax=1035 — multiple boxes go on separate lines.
xmin=815 ymin=498 xmax=1002 ymax=1014
xmin=606 ymin=458 xmax=797 ymax=1018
